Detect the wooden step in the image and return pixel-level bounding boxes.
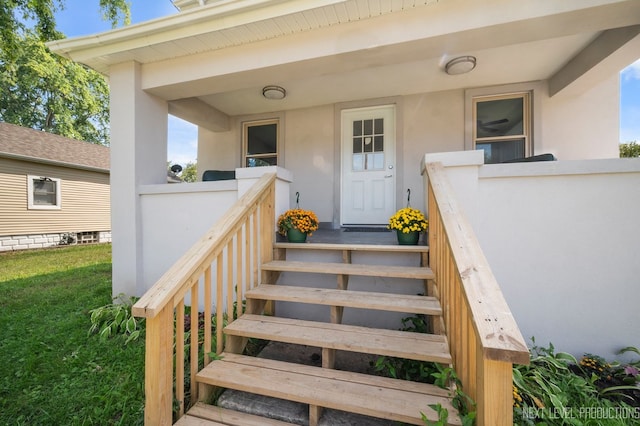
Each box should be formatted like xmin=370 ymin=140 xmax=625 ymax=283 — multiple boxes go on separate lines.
xmin=177 ymin=403 xmax=296 ymax=425
xmin=196 ymin=353 xmax=461 ymax=426
xmin=246 ymin=285 xmax=442 ymax=316
xmin=225 ymin=314 xmax=451 ymax=364
xmin=261 ymin=260 xmax=435 ymax=280
xmin=274 ymin=242 xmax=429 ymax=253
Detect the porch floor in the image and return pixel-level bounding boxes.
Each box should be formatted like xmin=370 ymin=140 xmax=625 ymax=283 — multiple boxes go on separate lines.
xmin=278 ymin=228 xmax=426 ymax=246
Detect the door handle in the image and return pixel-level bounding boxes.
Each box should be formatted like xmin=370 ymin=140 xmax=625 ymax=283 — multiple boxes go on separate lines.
xmin=384 ymin=174 xmax=393 ymax=178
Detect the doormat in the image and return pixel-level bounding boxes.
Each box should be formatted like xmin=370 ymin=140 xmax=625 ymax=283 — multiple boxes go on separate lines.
xmin=343 ymin=227 xmax=391 ymax=232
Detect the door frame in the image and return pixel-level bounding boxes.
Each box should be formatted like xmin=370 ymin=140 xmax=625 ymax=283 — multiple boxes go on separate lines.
xmin=335 ymin=101 xmax=402 ymax=227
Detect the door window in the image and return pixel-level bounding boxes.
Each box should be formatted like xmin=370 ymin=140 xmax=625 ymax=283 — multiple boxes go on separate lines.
xmin=352 ymin=118 xmax=385 ymax=171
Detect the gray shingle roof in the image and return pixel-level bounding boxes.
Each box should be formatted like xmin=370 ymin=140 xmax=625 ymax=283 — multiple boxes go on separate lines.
xmin=0 ymin=122 xmax=109 ymax=172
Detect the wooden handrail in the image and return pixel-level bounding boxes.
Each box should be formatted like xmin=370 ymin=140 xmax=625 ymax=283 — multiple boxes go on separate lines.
xmin=424 ymin=161 xmax=529 ymax=425
xmin=132 ymin=173 xmax=276 ymax=319
xmin=132 ymin=172 xmax=276 ymax=425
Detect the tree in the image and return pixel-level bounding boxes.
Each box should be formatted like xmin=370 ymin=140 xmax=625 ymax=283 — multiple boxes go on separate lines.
xmin=0 ymin=0 xmax=130 ymax=145
xmin=180 ymin=162 xmax=198 ymax=183
xmin=167 ymin=161 xmax=198 ymax=183
xmin=620 ymin=141 xmax=640 ymax=158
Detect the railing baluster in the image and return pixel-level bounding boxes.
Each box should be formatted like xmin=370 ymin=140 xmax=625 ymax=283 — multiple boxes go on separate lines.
xmin=244 ymin=220 xmax=250 ymax=295
xmin=226 ymin=240 xmax=234 ymax=320
xmin=190 ymin=283 xmax=199 ymax=403
xmin=203 ymin=266 xmax=212 ymax=366
xmin=216 ymin=252 xmax=224 ymax=355
xmin=131 ymin=173 xmax=277 ymax=424
xmin=237 ymin=225 xmax=244 ymax=317
xmin=251 ymin=212 xmax=258 ymax=291
xmin=176 ymin=300 xmax=185 ymax=417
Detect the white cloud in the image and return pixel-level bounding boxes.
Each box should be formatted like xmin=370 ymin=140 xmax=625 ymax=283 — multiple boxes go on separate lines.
xmin=622 ymin=58 xmax=640 ymax=81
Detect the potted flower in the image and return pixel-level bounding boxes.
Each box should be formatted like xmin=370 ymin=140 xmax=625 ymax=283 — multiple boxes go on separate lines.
xmin=277 ymin=208 xmax=319 ymax=243
xmin=387 ymin=207 xmax=428 ymax=245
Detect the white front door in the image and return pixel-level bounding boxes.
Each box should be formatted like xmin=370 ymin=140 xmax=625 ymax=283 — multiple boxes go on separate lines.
xmin=341 ymin=105 xmax=396 ymax=225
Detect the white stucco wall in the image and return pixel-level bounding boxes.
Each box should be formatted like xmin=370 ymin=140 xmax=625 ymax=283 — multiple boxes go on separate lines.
xmin=138 ymin=167 xmax=292 ymax=295
xmin=540 ymin=74 xmax=620 ymax=160
xmin=198 ymin=80 xmax=620 ymax=228
xmin=423 ymin=151 xmax=640 ymax=360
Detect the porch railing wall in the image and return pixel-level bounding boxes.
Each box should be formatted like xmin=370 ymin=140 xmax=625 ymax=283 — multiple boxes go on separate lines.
xmin=424 ymin=161 xmax=530 ymax=425
xmin=132 ymin=173 xmax=275 ymax=425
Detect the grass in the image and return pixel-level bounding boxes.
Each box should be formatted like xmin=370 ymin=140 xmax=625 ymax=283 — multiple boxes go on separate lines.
xmin=0 ymin=244 xmax=145 ymax=426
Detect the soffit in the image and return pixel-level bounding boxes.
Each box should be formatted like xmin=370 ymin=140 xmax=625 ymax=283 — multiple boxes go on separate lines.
xmin=47 ymin=0 xmax=640 ymax=118
xmin=49 ymin=0 xmax=439 ymax=75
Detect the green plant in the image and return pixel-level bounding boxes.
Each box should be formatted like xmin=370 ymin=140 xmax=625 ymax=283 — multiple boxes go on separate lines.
xmin=423 ymin=365 xmax=476 ymax=426
xmin=88 ymin=293 xmax=145 ymax=344
xmin=620 ymin=141 xmax=640 ymax=158
xmin=373 ymin=315 xmax=476 ymax=425
xmin=373 ymin=315 xmax=439 ymax=382
xmin=581 ymin=347 xmax=640 ymax=407
xmin=513 ymin=339 xmax=639 ymax=425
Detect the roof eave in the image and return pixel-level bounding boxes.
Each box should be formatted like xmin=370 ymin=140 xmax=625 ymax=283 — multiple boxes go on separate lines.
xmin=46 ymin=0 xmax=346 ymax=69
xmin=0 ymin=152 xmax=110 ymax=174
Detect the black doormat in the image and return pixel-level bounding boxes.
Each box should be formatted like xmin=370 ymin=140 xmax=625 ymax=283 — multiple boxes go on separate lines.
xmin=343 ymin=227 xmax=391 ymax=232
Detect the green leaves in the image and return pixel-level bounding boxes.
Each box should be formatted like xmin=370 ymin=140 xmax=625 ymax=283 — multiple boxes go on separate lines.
xmin=1 ymin=0 xmax=130 ymax=145
xmin=0 ymin=31 xmax=111 ymax=144
xmin=513 ymin=341 xmax=639 ymax=425
xmin=88 ymin=293 xmax=145 ymax=344
xmin=620 ymin=142 xmax=640 ymax=158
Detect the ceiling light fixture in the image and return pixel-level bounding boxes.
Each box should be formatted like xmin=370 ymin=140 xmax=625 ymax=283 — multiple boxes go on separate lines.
xmin=445 ymin=56 xmax=476 ymax=75
xmin=262 ymin=85 xmax=286 ymax=100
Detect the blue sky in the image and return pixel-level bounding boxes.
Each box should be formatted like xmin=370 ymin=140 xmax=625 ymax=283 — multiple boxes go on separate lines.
xmin=55 ymin=0 xmax=640 ymax=166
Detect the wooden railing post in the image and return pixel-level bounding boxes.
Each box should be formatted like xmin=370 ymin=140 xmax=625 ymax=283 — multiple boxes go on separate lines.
xmin=133 ymin=173 xmax=278 ymax=424
xmin=144 ymin=303 xmax=174 ymax=425
xmin=475 ymin=356 xmax=514 ymax=426
xmin=260 ymin=184 xmax=275 ymax=314
xmin=423 ymin=160 xmax=529 ymax=425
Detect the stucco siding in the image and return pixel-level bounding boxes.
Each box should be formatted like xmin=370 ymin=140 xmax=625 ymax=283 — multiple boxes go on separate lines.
xmin=541 ymin=74 xmax=620 ymax=160
xmin=0 ymin=158 xmax=110 ymax=236
xmin=197 ymin=79 xmax=620 ymax=226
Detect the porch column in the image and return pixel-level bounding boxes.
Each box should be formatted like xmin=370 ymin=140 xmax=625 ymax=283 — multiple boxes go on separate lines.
xmin=110 ymin=61 xmax=168 ymax=297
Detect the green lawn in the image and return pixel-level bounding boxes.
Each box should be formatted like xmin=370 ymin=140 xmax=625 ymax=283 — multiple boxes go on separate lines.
xmin=0 ymin=244 xmax=145 ymax=426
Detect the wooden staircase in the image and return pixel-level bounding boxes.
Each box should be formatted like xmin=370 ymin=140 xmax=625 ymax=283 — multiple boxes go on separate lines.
xmin=177 ymin=242 xmax=462 ymax=426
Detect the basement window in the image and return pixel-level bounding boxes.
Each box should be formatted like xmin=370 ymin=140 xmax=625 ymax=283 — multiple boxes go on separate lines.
xmin=27 ymin=175 xmax=61 ymax=210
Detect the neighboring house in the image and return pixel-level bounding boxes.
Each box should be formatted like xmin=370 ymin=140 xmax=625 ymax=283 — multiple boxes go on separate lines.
xmin=48 ymin=0 xmax=640 ymax=345
xmin=0 ymin=122 xmax=111 ymax=251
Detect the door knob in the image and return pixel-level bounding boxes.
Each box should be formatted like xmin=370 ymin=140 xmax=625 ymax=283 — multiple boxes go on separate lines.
xmin=384 ymin=174 xmax=393 ymax=178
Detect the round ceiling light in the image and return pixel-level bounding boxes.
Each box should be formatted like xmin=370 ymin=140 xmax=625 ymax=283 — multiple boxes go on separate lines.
xmin=262 ymin=85 xmax=286 ymax=100
xmin=445 ymin=56 xmax=477 ymax=75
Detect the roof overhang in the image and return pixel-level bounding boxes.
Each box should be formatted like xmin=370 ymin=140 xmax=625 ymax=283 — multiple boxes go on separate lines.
xmin=47 ymin=0 xmax=640 ymax=121
xmin=0 ymin=152 xmax=110 ymax=174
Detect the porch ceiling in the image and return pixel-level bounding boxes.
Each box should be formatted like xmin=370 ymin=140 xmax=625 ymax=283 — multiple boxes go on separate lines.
xmin=48 ymin=0 xmax=640 ymax=119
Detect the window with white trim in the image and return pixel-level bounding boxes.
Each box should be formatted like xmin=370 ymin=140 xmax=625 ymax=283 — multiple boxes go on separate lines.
xmin=27 ymin=175 xmax=61 ymax=210
xmin=473 ymin=92 xmax=531 ymax=164
xmin=243 ymin=119 xmax=279 ymax=167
